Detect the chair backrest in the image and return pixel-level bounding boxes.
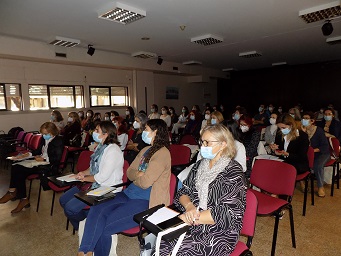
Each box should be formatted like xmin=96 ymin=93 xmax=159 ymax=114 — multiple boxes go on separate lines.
xmin=250 ymin=159 xmax=297 ymax=196
xmin=76 ymin=150 xmax=94 ymax=172
xmin=122 ymin=160 xmax=130 ymax=188
xmin=329 ymin=137 xmax=340 ymax=159
xmin=307 ymin=146 xmax=314 ymax=170
xmin=170 ymin=144 xmax=191 ymax=166
xmin=169 ymin=173 xmax=177 ymax=204
xmin=81 ymin=131 xmax=91 ymax=148
xmin=241 ymin=190 xmax=258 ymax=241
xmin=16 ymin=131 xmax=26 ymax=142
xmin=127 ymin=129 xmax=135 ymax=141
xmin=59 ymin=146 xmax=69 ymax=170
xmin=179 ymin=134 xmax=198 ymax=145
xmin=23 ymin=132 xmax=34 ymax=147
xmin=28 ymin=134 xmax=42 ymax=151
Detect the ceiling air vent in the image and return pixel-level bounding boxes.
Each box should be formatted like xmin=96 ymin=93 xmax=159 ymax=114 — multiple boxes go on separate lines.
xmin=49 ymin=36 xmax=80 ymax=47
xmin=191 ymin=34 xmax=223 ymax=46
xmin=326 ymin=35 xmax=341 ymax=45
xmin=299 ymin=1 xmax=341 ymax=23
xmin=55 ymin=52 xmax=67 ymax=58
xmin=239 ymin=51 xmax=262 ymax=58
xmin=131 ymin=51 xmax=157 ymax=59
xmin=99 ymin=2 xmax=146 ymax=25
xmin=183 ymin=61 xmax=202 ymax=65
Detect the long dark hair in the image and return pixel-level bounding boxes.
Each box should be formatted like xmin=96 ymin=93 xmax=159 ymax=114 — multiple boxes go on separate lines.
xmin=99 ymin=121 xmax=120 ymax=146
xmin=224 ymin=120 xmax=242 ymax=142
xmin=144 ymin=119 xmax=170 ymax=163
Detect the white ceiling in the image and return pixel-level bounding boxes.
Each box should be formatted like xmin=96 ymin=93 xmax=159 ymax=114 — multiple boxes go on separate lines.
xmin=1 ymin=0 xmax=341 ymax=71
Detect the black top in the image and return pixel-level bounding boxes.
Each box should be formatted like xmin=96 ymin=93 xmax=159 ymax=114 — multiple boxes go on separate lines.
xmin=275 ymin=130 xmax=309 ymax=174
xmin=316 ymin=119 xmax=341 ymax=143
xmin=310 ymin=126 xmax=330 ymax=156
xmin=62 ymin=122 xmax=82 ymax=146
xmin=124 ymin=130 xmax=148 ymax=164
xmin=241 ymin=128 xmax=261 ymax=175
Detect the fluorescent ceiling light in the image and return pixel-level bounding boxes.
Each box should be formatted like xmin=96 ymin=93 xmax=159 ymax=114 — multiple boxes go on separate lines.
xmin=131 ymin=51 xmax=157 ymax=59
xmin=183 ymin=61 xmax=202 ymax=65
xmin=272 ymin=62 xmax=287 ymax=66
xmin=99 ymin=2 xmax=146 ymax=25
xmin=49 ymin=36 xmax=80 ymax=47
xmin=191 ymin=34 xmax=223 ymax=46
xmin=222 ymin=68 xmax=236 ymax=72
xmin=299 ymin=1 xmax=341 ymax=23
xmin=239 ymin=51 xmax=262 ymax=58
xmin=326 ymin=35 xmax=341 ymax=44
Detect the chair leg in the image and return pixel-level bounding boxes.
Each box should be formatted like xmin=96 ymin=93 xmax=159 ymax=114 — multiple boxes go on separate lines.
xmin=66 ymin=219 xmax=70 ymax=230
xmin=337 ymin=163 xmax=340 ymax=189
xmin=331 ymin=165 xmax=336 ymax=196
xmin=28 ymin=179 xmax=33 ymax=199
xmin=271 ymin=213 xmax=280 ymax=256
xmin=302 ymin=178 xmax=308 ymax=216
xmin=310 ymin=175 xmax=314 ymax=206
xmin=36 ymin=183 xmax=42 ymax=212
xmin=288 ymin=205 xmax=296 ymax=249
xmin=51 ymin=191 xmax=56 ymax=216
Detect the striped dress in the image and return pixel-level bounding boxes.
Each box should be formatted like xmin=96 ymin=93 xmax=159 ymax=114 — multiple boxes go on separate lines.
xmin=159 ymin=159 xmax=246 ymax=256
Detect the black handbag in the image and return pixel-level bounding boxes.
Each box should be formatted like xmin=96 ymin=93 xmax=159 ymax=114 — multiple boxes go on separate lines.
xmin=69 ymin=134 xmax=82 ymax=147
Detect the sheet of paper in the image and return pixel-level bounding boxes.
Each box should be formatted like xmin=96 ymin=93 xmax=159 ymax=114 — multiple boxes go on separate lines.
xmin=86 ymin=186 xmax=115 ymax=196
xmin=56 ymin=174 xmax=78 ymax=182
xmin=146 ymin=207 xmax=179 ymax=225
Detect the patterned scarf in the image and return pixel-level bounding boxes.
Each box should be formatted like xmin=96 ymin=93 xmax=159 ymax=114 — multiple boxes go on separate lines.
xmin=138 ymin=148 xmax=151 ymax=172
xmin=90 ymin=143 xmax=108 ymax=189
xmin=195 ymin=156 xmax=230 ymax=210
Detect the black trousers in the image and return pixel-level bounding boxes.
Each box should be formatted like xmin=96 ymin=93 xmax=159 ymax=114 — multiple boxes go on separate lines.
xmin=9 ymin=164 xmax=40 ymax=199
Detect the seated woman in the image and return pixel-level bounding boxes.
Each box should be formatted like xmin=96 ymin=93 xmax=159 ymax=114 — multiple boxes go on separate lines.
xmin=316 ymin=108 xmax=341 ymax=143
xmin=171 ymin=106 xmax=189 ymax=135
xmin=78 ymin=110 xmax=85 ymax=123
xmin=160 ymin=106 xmax=172 ymax=128
xmin=61 ymin=111 xmax=82 ymax=146
xmin=232 ymin=106 xmax=247 ymax=121
xmin=159 ymin=124 xmax=246 ymax=256
xmin=113 ymin=116 xmax=128 ymax=151
xmin=124 ymin=113 xmax=148 ymax=164
xmin=148 ymin=104 xmax=160 ymax=120
xmin=0 ymin=122 xmax=64 ymax=213
xmin=78 ymin=119 xmax=171 ymax=256
xmin=82 ymin=110 xmax=95 ymax=132
xmin=239 ymin=115 xmax=261 ymax=177
xmin=201 ymin=108 xmax=212 ymax=130
xmin=289 ymin=107 xmax=302 ymax=130
xmin=169 ymin=107 xmax=178 ymax=126
xmin=103 ymin=112 xmax=111 ymax=121
xmin=264 ymin=113 xmax=278 ymax=145
xmin=183 ymin=110 xmax=202 ymax=139
xmin=224 ymin=120 xmax=247 ymax=172
xmin=210 ymin=110 xmax=224 ymax=125
xmin=302 ymin=112 xmax=330 ymax=197
xmin=125 ymin=106 xmax=135 ymax=129
xmin=60 ymin=121 xmax=124 ymax=230
xmin=50 ymin=109 xmax=65 ymax=131
xmin=270 ymin=114 xmax=309 ymax=188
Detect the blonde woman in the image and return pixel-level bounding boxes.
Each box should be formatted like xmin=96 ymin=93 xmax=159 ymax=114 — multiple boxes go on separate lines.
xmin=210 ymin=110 xmax=224 ymax=125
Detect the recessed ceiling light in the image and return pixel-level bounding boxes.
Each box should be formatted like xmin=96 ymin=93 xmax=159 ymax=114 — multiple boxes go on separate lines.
xmin=299 ymin=0 xmax=341 ymax=23
xmin=191 ymin=34 xmax=223 ymax=46
xmin=49 ymin=36 xmax=80 ymax=47
xmin=99 ymin=2 xmax=146 ymax=25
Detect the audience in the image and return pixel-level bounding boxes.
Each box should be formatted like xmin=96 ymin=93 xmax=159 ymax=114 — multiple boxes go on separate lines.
xmin=201 ymin=108 xmax=212 ymax=130
xmin=253 ymin=104 xmax=267 ymax=127
xmin=160 ymin=106 xmax=172 ymax=128
xmin=148 ymin=104 xmax=160 ymax=119
xmin=210 ymin=110 xmax=224 ymax=125
xmin=171 ymin=106 xmax=189 ymax=135
xmin=184 ymin=110 xmax=202 ymax=139
xmin=82 ymin=110 xmax=95 ymax=132
xmin=169 ymin=107 xmax=178 ymax=125
xmin=61 ymin=111 xmax=82 ymax=146
xmin=113 ymin=116 xmax=128 ymax=151
xmin=78 ymin=110 xmax=85 ymax=123
xmin=232 ymin=106 xmax=247 ymax=121
xmin=289 ymin=107 xmax=302 ymax=130
xmin=264 ymin=112 xmax=278 ymax=146
xmin=103 ymin=112 xmax=111 ymax=121
xmin=78 ymin=119 xmax=171 ymax=256
xmin=125 ymin=106 xmax=135 ymax=129
xmin=60 ymin=121 xmax=124 ymax=230
xmin=316 ymin=108 xmax=341 ymax=143
xmin=50 ymin=110 xmax=65 ymax=131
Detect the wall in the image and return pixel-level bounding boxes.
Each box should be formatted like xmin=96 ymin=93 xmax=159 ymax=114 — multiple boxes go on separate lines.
xmin=218 ymin=61 xmax=341 ymax=116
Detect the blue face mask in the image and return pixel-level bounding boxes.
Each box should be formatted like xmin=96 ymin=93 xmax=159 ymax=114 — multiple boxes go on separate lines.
xmin=281 ymin=128 xmax=291 ymax=135
xmin=289 ymin=114 xmax=295 ymax=118
xmin=190 ymin=115 xmax=195 ymax=121
xmin=142 ymin=131 xmax=152 ymax=145
xmin=233 ymin=113 xmax=240 ymax=121
xmin=43 ymin=134 xmax=52 ymax=140
xmin=200 ymin=146 xmax=220 ymax=160
xmin=92 ymin=132 xmax=102 ymax=143
xmin=301 ymin=119 xmax=310 ymax=127
xmin=259 ymin=107 xmax=264 ymax=112
xmin=211 ymin=118 xmax=217 ymax=125
xmin=50 ymin=115 xmax=55 ymax=121
xmin=324 ymin=115 xmax=333 ymax=121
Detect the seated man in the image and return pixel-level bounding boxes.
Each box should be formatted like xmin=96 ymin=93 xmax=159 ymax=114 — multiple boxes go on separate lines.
xmin=253 ymin=104 xmax=268 ymax=127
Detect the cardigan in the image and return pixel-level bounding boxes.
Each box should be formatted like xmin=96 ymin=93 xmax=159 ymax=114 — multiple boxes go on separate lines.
xmin=127 ymin=146 xmax=171 ymax=208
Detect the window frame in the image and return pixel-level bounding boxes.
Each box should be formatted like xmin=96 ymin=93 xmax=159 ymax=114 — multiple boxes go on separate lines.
xmin=89 ymin=85 xmax=128 ymax=107
xmin=0 ymin=83 xmax=23 ymax=111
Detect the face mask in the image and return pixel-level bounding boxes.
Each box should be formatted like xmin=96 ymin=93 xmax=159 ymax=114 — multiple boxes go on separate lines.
xmin=220 ymin=106 xmax=224 ymax=111
xmin=151 ymin=108 xmax=155 ymax=113
xmin=320 ymin=109 xmax=324 ymax=113
xmin=192 ymin=108 xmax=196 ymax=111
xmin=169 ymin=110 xmax=173 ymax=114
xmin=324 ymin=115 xmax=333 ymax=121
xmin=240 ymin=125 xmax=249 ymax=133
xmin=78 ymin=113 xmax=83 ymax=117
xmin=92 ymin=132 xmax=102 ymax=143
xmin=142 ymin=131 xmax=152 ymax=145
xmin=104 ymin=117 xmax=109 ymax=121
xmin=301 ymin=119 xmax=310 ymax=127
xmin=289 ymin=114 xmax=295 ymax=118
xmin=205 ymin=114 xmax=210 ymax=120
xmin=281 ymin=127 xmax=291 ymax=135
xmin=278 ymin=108 xmax=282 ymax=113
xmin=233 ymin=113 xmax=240 ymax=121
xmin=67 ymin=117 xmax=73 ymax=122
xmin=268 ymin=107 xmax=273 ymax=112
xmin=269 ymin=118 xmax=276 ymax=125
xmin=162 ymin=110 xmax=166 ymax=115
xmin=111 ymin=115 xmax=115 ymax=119
xmin=200 ymin=145 xmax=220 ymax=160
xmin=114 ymin=122 xmax=118 ymax=128
xmin=133 ymin=121 xmax=140 ymax=129
xmin=87 ymin=113 xmax=92 ymax=117
xmin=125 ymin=111 xmax=130 ymax=116
xmin=182 ymin=109 xmax=186 ymax=113
xmin=259 ymin=107 xmax=264 ymax=112
xmin=211 ymin=118 xmax=217 ymax=125
xmin=43 ymin=134 xmax=52 ymax=140
xmin=50 ymin=115 xmax=55 ymax=121
xmin=190 ymin=115 xmax=195 ymax=120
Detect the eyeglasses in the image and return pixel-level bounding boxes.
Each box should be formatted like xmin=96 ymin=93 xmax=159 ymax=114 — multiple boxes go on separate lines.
xmin=199 ymin=139 xmax=220 ymax=147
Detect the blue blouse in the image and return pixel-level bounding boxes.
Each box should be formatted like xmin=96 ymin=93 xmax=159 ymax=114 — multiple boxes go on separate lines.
xmin=123 ymin=183 xmax=151 ymax=200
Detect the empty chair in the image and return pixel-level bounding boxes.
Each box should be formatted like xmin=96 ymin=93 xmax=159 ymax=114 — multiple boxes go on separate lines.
xmin=326 ymin=137 xmax=340 ymax=196
xmin=169 ymin=144 xmax=191 ymax=176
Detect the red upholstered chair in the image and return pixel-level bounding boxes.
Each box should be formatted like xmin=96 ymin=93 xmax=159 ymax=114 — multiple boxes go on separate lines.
xmin=179 ymin=134 xmax=198 ymax=145
xmin=296 ymin=146 xmax=314 ymax=216
xmin=169 ymin=144 xmax=191 ymax=176
xmin=127 ymin=129 xmax=135 ymax=141
xmin=249 ymin=159 xmax=297 ymax=256
xmin=326 ymin=137 xmax=340 ymax=196
xmin=68 ymin=131 xmax=91 ymax=172
xmin=230 ymin=189 xmax=258 ymax=256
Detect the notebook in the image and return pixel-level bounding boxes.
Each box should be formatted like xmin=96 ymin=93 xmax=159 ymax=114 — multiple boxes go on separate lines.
xmin=86 ymin=186 xmax=115 ymax=196
xmin=56 ymin=174 xmax=78 ymax=182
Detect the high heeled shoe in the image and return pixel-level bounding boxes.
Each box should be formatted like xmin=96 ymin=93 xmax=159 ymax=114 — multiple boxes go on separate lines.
xmin=0 ymin=190 xmax=17 ymax=204
xmin=11 ymin=198 xmax=30 ymax=213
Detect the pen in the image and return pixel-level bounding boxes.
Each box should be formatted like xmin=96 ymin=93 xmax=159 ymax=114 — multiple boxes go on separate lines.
xmin=192 ymin=206 xmax=199 ymax=224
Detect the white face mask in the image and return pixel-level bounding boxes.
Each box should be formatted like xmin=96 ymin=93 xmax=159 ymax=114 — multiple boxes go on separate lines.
xmin=162 ymin=110 xmax=166 ymax=115
xmin=133 ymin=121 xmax=140 ymax=129
xmin=268 ymin=107 xmax=273 ymax=112
xmin=205 ymin=114 xmax=210 ymax=120
xmin=269 ymin=118 xmax=276 ymax=125
xmin=67 ymin=117 xmax=73 ymax=122
xmin=104 ymin=117 xmax=109 ymax=121
xmin=87 ymin=113 xmax=92 ymax=117
xmin=125 ymin=111 xmax=130 ymax=116
xmin=240 ymin=125 xmax=249 ymax=133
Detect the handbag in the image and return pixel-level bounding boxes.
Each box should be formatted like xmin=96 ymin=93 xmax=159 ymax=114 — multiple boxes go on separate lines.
xmin=69 ymin=134 xmax=82 ymax=147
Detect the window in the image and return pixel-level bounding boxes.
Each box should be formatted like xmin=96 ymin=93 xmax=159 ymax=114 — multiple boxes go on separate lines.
xmin=0 ymin=83 xmax=22 ymax=111
xmin=90 ymin=86 xmax=128 ymax=107
xmin=29 ymin=84 xmax=84 ymax=110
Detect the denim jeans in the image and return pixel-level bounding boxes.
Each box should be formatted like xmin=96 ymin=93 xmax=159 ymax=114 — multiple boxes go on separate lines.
xmin=59 ymin=186 xmax=89 ymax=230
xmin=79 ymin=192 xmax=149 ymax=256
xmin=313 ymin=153 xmax=330 ymax=188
